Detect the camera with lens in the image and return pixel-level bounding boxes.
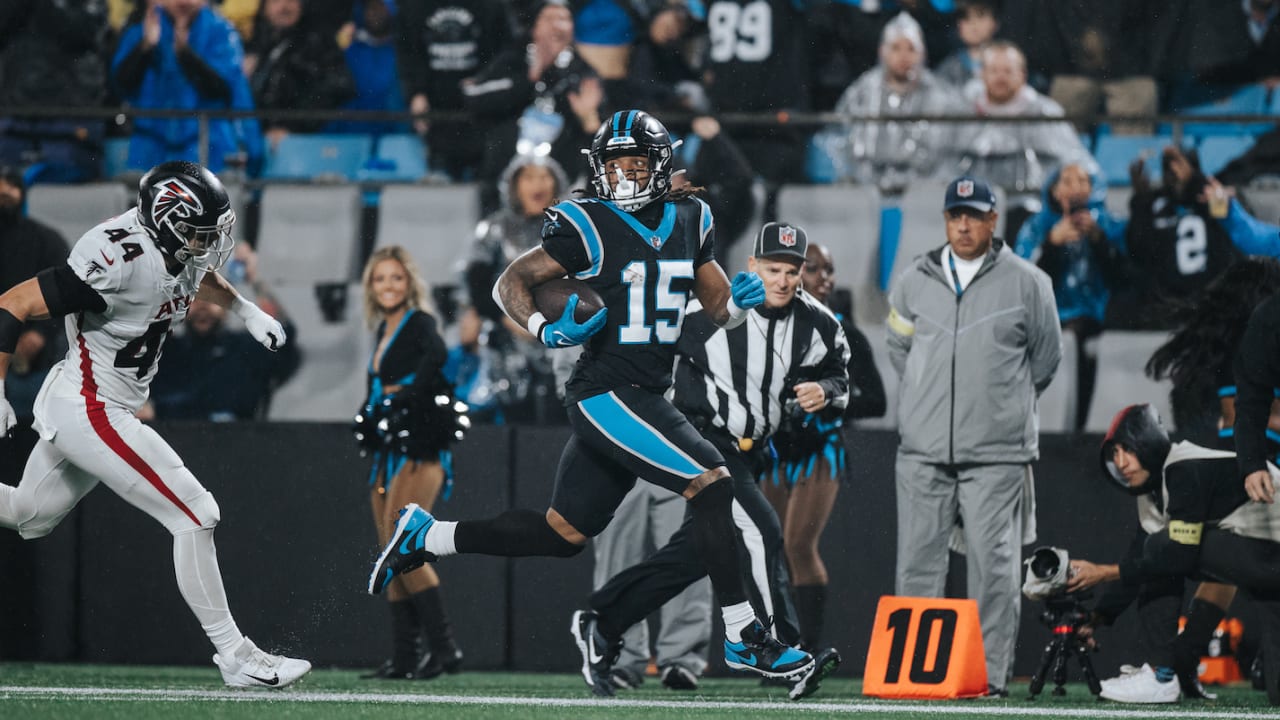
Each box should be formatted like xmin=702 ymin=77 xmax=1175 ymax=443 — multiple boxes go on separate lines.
xmin=1022 ymin=546 xmax=1102 ymax=698
xmin=1022 ymin=546 xmax=1073 ymax=601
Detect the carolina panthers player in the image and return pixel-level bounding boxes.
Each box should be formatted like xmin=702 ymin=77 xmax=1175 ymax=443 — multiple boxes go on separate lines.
xmin=370 ymin=110 xmax=816 ymax=692
xmin=0 ymin=161 xmax=311 ymax=688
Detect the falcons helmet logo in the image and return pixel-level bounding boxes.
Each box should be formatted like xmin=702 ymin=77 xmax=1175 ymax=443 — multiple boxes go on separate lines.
xmin=150 ymin=179 xmax=205 ymax=227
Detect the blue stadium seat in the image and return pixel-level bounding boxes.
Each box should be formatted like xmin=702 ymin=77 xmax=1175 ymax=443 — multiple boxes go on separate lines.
xmin=262 ymin=134 xmax=372 ymax=181
xmin=357 ymin=134 xmax=428 ymax=182
xmin=1198 ymin=134 xmax=1257 ymax=176
xmin=1094 ymin=135 xmax=1172 ymax=187
xmin=805 ymin=133 xmax=842 ymax=184
xmin=1178 ymin=84 xmax=1272 ymax=140
xmin=101 ymin=138 xmax=131 ymax=179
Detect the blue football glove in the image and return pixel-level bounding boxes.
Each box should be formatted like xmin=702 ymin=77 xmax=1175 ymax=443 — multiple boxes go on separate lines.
xmin=538 ymin=294 xmax=607 ymax=348
xmin=730 ymin=271 xmax=765 ymax=311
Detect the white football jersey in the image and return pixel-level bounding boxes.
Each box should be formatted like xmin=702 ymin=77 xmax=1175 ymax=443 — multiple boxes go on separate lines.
xmin=58 ymin=208 xmax=204 ymax=411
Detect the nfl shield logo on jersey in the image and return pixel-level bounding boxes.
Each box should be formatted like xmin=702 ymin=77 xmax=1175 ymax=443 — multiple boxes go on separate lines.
xmin=779 ymin=226 xmax=797 ymax=247
xmin=957 ymin=180 xmax=974 ymax=198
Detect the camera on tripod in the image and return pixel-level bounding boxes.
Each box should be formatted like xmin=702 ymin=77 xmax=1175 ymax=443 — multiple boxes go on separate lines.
xmin=1022 ymin=546 xmax=1102 ymax=699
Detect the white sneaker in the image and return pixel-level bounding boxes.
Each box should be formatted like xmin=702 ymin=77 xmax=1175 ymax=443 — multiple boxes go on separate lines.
xmin=214 ymin=637 xmax=312 ymax=689
xmin=1099 ymin=663 xmax=1180 ymax=704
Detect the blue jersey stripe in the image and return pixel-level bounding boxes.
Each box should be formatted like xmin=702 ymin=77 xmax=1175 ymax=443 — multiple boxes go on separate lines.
xmin=598 ymin=200 xmax=677 ymax=249
xmin=579 ymin=392 xmax=706 ymax=478
xmin=553 ymin=201 xmax=604 ymax=278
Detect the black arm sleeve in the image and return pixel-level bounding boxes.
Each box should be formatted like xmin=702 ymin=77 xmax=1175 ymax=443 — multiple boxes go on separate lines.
xmin=176 ymin=46 xmax=232 ymax=103
xmin=37 ymin=265 xmax=107 ymax=316
xmin=113 ymin=44 xmax=154 ymax=95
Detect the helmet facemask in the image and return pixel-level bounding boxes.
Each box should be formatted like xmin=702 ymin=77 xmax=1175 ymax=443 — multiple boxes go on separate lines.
xmin=586 ymin=111 xmax=680 ymax=212
xmin=168 ymin=208 xmax=236 ymax=271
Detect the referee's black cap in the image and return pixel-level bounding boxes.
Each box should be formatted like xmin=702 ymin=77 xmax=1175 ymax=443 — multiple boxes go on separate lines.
xmin=943 ymin=176 xmax=996 ymax=213
xmin=753 ymin=222 xmax=807 ymax=262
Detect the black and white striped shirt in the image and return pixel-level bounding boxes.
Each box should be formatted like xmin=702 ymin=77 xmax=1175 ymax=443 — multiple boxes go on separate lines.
xmin=673 ymin=291 xmax=851 ymax=441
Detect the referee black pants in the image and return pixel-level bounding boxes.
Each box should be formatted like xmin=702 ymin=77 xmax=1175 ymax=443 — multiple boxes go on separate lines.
xmin=590 ymin=433 xmax=802 ymax=646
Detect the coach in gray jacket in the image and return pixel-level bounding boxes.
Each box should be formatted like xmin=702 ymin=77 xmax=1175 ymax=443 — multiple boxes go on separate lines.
xmin=885 ymin=176 xmax=1061 ymax=696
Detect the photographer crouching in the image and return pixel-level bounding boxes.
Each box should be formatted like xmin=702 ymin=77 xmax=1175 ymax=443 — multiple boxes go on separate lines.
xmin=1068 ymin=404 xmax=1280 ymax=705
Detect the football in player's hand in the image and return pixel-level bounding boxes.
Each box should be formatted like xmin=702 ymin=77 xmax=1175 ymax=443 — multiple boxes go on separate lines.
xmin=533 ymin=278 xmax=605 ymax=323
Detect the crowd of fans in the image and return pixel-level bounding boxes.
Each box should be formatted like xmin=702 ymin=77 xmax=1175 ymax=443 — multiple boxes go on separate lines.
xmin=1 ymin=0 xmax=1279 ymax=425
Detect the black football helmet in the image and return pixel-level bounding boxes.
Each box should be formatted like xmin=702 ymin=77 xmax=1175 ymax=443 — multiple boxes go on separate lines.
xmin=1100 ymin=404 xmax=1172 ymax=494
xmin=586 ymin=110 xmax=679 ymax=212
xmin=137 ymin=161 xmax=235 ymax=271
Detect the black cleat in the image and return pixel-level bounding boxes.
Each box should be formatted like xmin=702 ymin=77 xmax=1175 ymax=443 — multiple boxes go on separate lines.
xmin=788 ymin=647 xmax=841 ymax=701
xmin=571 ymin=610 xmax=623 ymax=697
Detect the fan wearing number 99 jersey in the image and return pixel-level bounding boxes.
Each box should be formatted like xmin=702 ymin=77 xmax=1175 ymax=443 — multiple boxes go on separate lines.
xmin=0 ymin=161 xmax=310 ymax=689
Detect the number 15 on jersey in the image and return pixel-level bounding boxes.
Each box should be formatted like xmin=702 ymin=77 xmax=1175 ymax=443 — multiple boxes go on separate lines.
xmin=618 ymin=260 xmax=695 ymax=345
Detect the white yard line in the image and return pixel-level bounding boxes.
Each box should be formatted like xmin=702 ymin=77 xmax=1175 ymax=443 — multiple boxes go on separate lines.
xmin=0 ymin=687 xmax=1276 ymax=719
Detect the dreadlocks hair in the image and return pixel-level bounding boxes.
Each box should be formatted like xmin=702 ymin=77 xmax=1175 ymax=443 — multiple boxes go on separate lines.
xmin=1146 ymin=256 xmax=1280 ymax=405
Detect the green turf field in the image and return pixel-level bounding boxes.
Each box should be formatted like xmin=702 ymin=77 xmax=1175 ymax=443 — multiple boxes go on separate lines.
xmin=0 ymin=664 xmax=1276 ymax=719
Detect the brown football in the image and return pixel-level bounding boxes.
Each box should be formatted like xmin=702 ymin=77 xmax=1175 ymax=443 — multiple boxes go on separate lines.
xmin=533 ymin=277 xmax=606 ymax=324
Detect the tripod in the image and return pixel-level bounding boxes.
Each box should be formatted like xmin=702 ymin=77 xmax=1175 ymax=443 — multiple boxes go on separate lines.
xmin=1027 ymin=595 xmax=1102 ymax=699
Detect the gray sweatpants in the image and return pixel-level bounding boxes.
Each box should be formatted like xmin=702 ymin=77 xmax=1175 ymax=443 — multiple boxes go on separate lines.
xmin=592 ymin=482 xmax=711 ymax=676
xmin=894 ymin=455 xmax=1030 ymax=687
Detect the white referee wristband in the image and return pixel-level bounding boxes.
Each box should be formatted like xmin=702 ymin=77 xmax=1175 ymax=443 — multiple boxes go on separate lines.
xmin=527 ymin=312 xmax=548 ymax=338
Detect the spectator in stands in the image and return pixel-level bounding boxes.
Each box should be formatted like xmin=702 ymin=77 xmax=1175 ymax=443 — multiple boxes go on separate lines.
xmin=1110 ymin=145 xmax=1278 ymax=330
xmin=886 ymin=176 xmax=1061 ymax=697
xmin=149 ymin=296 xmax=300 ymax=420
xmin=677 ymin=117 xmax=757 ymax=267
xmin=701 ymin=0 xmax=811 ymax=214
xmin=573 ymin=0 xmax=634 ymax=88
xmin=761 ymin=241 xmax=885 ymax=652
xmin=934 ymin=0 xmax=997 ymax=90
xmin=1014 ymin=162 xmax=1128 ymax=430
xmin=1190 ymin=0 xmax=1280 ymax=90
xmin=624 ymin=2 xmax=707 ymax=116
xmin=396 ymin=0 xmax=510 ymax=181
xmin=356 ymin=245 xmax=464 ymax=680
xmin=112 ymin=0 xmax=262 ymax=173
xmin=830 ymin=12 xmax=965 ymax=192
xmin=1011 ymin=0 xmax=1158 ymax=135
xmin=0 ymin=0 xmax=109 ymax=183
xmin=953 ymin=41 xmax=1099 ymax=239
xmin=442 ymin=306 xmax=508 ymax=424
xmin=1205 ymin=176 xmax=1280 ymax=257
xmin=327 ymin=0 xmax=409 ymax=135
xmin=464 ymin=152 xmax=566 ymax=422
xmin=463 ymin=0 xmax=602 ymax=214
xmin=0 ymin=167 xmax=69 ymax=422
xmin=808 ymin=0 xmax=958 ymax=111
xmin=245 ymin=0 xmax=356 ymax=143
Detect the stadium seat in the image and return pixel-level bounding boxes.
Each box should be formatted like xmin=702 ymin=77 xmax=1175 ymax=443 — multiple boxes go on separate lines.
xmin=776 ymin=184 xmax=881 ymax=324
xmin=1178 ymin=84 xmax=1272 ymax=140
xmin=100 ymin=138 xmax=132 ymax=180
xmin=1082 ymin=330 xmax=1175 ymax=432
xmin=856 ymin=322 xmax=898 ymax=431
xmin=374 ymin=184 xmax=479 ymax=289
xmin=1198 ymin=135 xmax=1257 ymax=177
xmin=805 ymin=131 xmax=845 ymax=184
xmin=262 ymin=134 xmax=373 ymax=181
xmin=267 ymin=283 xmax=371 ymax=421
xmin=1094 ymin=135 xmax=1173 ymax=187
xmin=256 ymin=185 xmax=363 ymax=285
xmin=26 ymin=182 xmax=132 ymax=243
xmin=358 ymin=134 xmax=428 ymax=182
xmin=1036 ymin=329 xmax=1078 ymax=433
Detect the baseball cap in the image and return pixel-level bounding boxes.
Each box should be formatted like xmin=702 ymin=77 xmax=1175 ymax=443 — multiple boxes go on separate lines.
xmin=753 ymin=222 xmax=807 ymax=262
xmin=943 ymin=176 xmax=996 ymax=213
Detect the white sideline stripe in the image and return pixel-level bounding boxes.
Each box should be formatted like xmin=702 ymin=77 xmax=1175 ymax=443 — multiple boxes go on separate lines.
xmin=0 ymin=687 xmax=1276 ymax=718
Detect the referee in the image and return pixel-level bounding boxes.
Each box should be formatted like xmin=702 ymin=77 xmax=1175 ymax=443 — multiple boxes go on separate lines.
xmin=579 ymin=222 xmax=851 ymax=698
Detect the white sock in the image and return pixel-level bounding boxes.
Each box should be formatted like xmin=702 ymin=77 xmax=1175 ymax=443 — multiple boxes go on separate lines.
xmin=722 ymin=602 xmax=756 ymax=643
xmin=424 ymin=520 xmax=457 ymax=557
xmin=173 ymin=527 xmax=244 ymax=659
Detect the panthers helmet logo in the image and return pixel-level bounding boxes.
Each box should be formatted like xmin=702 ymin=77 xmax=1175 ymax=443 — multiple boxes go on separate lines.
xmin=151 ymin=179 xmax=204 ymax=226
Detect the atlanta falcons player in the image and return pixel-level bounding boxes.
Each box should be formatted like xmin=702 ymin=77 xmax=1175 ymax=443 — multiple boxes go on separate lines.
xmin=0 ymin=161 xmax=310 ymax=688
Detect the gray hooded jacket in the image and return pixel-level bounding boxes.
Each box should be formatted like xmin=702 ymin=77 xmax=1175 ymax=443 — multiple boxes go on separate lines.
xmin=887 ymin=239 xmax=1061 ymax=464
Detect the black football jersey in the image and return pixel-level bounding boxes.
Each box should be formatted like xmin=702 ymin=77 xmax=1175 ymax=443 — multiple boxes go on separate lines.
xmin=704 ymin=0 xmax=810 ymax=112
xmin=541 ymin=196 xmax=716 ymax=402
xmin=1128 ymin=193 xmax=1241 ymax=299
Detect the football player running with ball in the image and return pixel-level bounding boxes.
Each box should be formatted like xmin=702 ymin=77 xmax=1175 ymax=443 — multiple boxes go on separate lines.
xmin=0 ymin=161 xmax=310 ymax=688
xmin=370 ymin=109 xmax=817 ymax=689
